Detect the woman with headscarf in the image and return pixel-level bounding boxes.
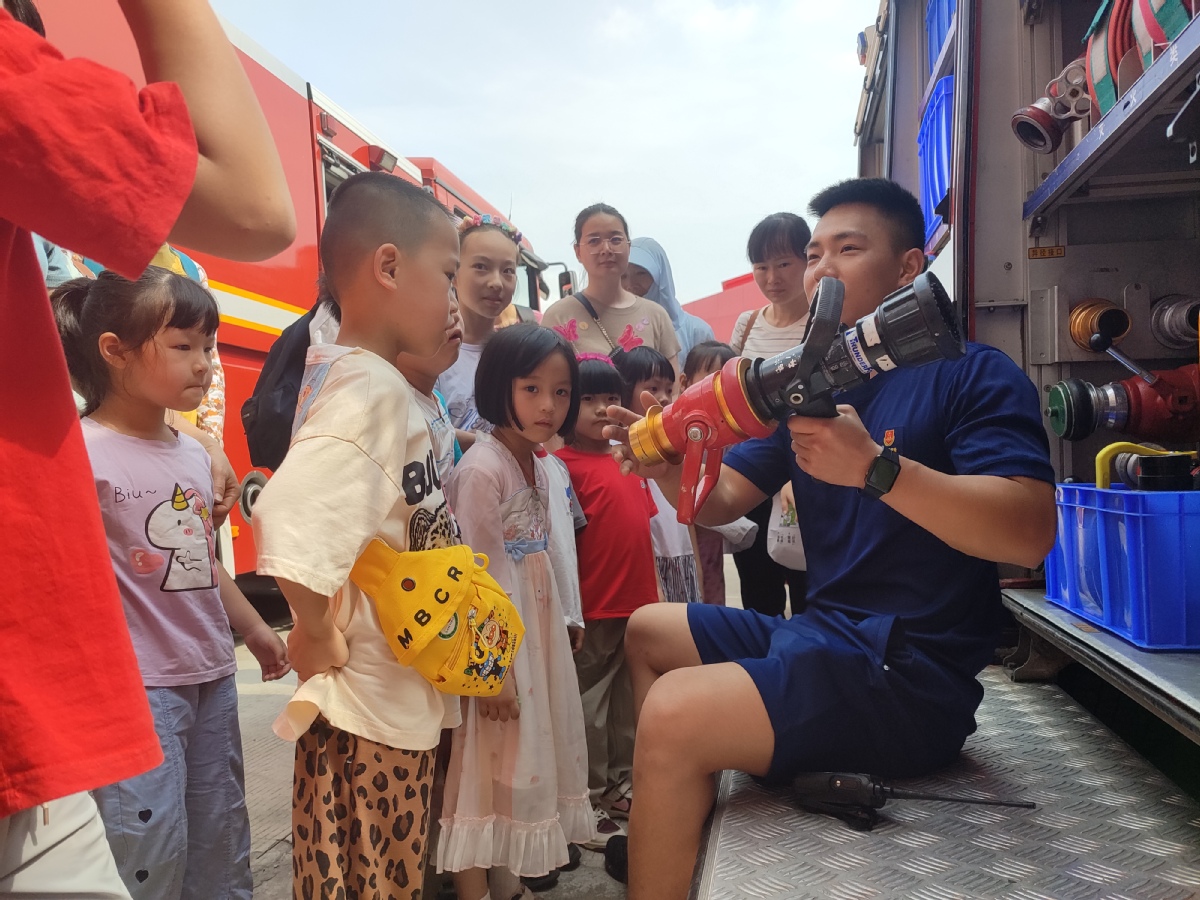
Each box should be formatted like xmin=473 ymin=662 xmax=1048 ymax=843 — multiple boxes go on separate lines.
xmin=627 ymin=237 xmax=714 ymax=366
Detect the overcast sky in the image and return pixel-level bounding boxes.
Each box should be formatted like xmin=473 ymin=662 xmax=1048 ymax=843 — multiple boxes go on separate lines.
xmin=210 ymin=1 xmax=881 ymax=305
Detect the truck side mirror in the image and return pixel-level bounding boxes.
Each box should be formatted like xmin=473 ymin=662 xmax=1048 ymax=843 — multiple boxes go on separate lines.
xmin=558 ymin=270 xmax=576 ymax=298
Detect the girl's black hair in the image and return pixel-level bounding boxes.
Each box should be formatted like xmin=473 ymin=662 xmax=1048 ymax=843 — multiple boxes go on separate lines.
xmin=574 ymin=203 xmax=629 ymax=244
xmin=53 ymin=267 xmax=220 ymax=416
xmin=4 ymin=0 xmax=45 ymax=36
xmin=612 ymin=346 xmax=674 ymax=408
xmin=747 ymin=212 xmax=812 ymax=264
xmin=577 ymin=355 xmax=625 ymax=398
xmin=475 ymin=324 xmax=581 ymax=437
xmin=683 ymin=341 xmax=737 ymax=383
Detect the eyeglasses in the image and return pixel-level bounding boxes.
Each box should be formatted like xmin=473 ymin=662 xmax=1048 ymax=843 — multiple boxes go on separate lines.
xmin=581 ymin=235 xmax=627 ymax=252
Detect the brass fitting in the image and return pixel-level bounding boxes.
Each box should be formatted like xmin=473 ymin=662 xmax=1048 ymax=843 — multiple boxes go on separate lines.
xmin=1069 ymin=298 xmax=1131 ymax=352
xmin=628 ymin=405 xmax=680 ymax=467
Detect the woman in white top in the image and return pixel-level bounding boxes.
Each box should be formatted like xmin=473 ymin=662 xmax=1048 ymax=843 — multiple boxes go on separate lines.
xmin=729 ymin=212 xmax=812 ymax=619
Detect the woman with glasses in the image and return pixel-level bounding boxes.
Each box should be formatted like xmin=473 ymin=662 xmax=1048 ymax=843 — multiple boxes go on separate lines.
xmin=542 ymin=204 xmax=681 ymax=376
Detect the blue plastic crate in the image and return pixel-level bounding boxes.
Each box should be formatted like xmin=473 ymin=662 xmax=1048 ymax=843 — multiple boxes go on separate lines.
xmin=1045 ymin=484 xmax=1200 ymax=650
xmin=918 ymin=75 xmax=954 ymax=247
xmin=926 ymin=0 xmax=957 ymax=74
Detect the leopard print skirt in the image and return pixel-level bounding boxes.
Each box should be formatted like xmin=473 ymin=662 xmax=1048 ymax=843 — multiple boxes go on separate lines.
xmin=293 ymin=717 xmax=435 ymax=900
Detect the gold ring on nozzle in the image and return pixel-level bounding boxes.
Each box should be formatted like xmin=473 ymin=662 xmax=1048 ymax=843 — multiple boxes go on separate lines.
xmin=729 ymin=357 xmax=773 ymax=430
xmin=712 ymin=370 xmax=749 ymax=439
xmin=629 ymin=405 xmax=681 ymax=466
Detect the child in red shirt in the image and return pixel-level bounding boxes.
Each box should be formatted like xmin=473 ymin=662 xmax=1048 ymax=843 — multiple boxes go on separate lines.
xmin=556 ymin=354 xmax=659 ymax=848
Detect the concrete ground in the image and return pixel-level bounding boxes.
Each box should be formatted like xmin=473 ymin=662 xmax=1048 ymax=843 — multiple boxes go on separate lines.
xmin=243 ymin=555 xmax=754 ymax=898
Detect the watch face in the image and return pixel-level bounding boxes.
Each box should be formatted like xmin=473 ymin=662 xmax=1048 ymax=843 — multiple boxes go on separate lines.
xmin=865 ymin=448 xmax=901 ymax=497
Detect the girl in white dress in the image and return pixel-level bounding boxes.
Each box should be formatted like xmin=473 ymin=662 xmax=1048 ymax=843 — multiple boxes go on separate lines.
xmin=439 ymin=324 xmax=594 ymax=900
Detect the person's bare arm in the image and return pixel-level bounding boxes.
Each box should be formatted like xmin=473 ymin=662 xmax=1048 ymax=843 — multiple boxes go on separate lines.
xmin=787 ymin=406 xmax=1057 ymax=568
xmin=169 ymin=412 xmax=239 ymax=526
xmin=117 ymin=0 xmax=296 ymax=260
xmin=274 ymin=577 xmax=348 ymax=681
xmin=604 ymin=391 xmax=767 ymax=527
xmin=218 ymin=567 xmax=291 ymax=681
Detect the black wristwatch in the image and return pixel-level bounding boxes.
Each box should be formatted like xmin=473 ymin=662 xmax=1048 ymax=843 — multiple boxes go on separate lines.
xmin=861 ymin=446 xmax=901 ymax=499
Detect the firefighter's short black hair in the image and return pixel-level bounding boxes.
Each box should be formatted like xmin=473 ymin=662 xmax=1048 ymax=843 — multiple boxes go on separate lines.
xmin=319 ymin=172 xmax=451 ymax=304
xmin=808 ymin=178 xmax=926 ymax=254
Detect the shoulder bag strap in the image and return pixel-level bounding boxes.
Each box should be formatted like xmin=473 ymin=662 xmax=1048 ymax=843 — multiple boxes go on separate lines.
xmin=733 ymin=307 xmax=764 ymax=355
xmin=573 ymin=293 xmax=619 ymax=354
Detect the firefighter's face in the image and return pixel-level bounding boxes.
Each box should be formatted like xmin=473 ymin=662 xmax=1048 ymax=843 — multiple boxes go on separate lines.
xmin=803 ymin=203 xmax=925 ymax=327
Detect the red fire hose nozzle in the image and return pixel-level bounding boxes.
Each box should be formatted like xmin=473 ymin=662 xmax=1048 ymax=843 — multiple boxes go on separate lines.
xmin=629 ymin=356 xmax=775 ymax=524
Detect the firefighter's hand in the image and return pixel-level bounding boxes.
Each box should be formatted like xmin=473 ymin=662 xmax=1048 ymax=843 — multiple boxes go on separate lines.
xmin=603 ymin=391 xmax=677 ymax=480
xmin=787 ymin=405 xmax=881 ymax=489
xmin=478 ymin=675 xmax=520 ymax=722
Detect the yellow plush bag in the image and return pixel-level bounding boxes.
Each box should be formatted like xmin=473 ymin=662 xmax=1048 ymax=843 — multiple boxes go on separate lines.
xmin=350 ymin=540 xmax=523 ymax=697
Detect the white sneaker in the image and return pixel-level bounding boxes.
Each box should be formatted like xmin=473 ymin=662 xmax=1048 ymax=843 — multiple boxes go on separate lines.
xmin=583 ymin=804 xmax=625 ymax=850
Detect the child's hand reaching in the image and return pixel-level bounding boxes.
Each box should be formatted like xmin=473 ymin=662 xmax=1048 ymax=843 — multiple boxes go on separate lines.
xmin=245 ymin=623 xmax=292 ymax=681
xmin=567 ymin=625 xmax=585 ymax=654
xmin=603 ymin=391 xmax=677 ymax=480
xmin=779 ymin=480 xmax=796 ymax=517
xmin=478 ymin=674 xmax=520 ymax=722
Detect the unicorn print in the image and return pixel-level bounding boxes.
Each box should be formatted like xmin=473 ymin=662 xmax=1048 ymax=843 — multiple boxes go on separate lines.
xmin=145 ymin=483 xmax=218 ymax=591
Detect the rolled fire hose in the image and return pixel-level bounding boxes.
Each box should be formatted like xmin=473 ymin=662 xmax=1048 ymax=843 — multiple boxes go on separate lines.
xmin=1087 ymin=0 xmax=1137 ymax=117
xmin=1133 ymin=0 xmax=1198 ymax=69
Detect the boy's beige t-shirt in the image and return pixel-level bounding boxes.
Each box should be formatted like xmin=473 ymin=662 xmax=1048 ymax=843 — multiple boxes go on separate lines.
xmin=541 ymin=294 xmax=681 ymax=362
xmin=254 ymin=344 xmax=461 ymax=751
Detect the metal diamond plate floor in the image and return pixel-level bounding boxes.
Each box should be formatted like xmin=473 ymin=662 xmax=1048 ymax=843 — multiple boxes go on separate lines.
xmin=692 ymin=667 xmax=1200 ymax=900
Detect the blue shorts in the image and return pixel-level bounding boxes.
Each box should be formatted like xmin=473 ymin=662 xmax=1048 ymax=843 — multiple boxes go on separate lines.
xmin=687 ymin=604 xmax=981 ymax=782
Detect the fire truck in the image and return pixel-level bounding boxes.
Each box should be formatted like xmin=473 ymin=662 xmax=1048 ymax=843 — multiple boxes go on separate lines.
xmin=689 ymin=3 xmax=1200 ymax=897
xmin=37 ymin=1 xmax=550 ymax=583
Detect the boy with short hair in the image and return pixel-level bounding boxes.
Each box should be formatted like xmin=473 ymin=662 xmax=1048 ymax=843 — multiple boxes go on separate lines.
xmin=606 ymin=178 xmax=1058 ymax=900
xmin=253 ymin=172 xmax=462 ymax=897
xmin=396 ymin=293 xmax=465 ymax=485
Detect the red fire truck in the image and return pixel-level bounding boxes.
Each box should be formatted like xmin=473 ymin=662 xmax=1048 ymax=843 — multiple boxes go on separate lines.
xmin=36 ymin=1 xmax=549 ymax=582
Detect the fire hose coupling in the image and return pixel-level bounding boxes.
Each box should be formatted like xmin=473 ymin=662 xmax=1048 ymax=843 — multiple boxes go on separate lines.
xmin=1047 ymin=364 xmax=1200 ymax=443
xmin=1151 ymin=294 xmax=1200 ymax=350
xmin=1069 ymin=298 xmax=1131 ymax=352
xmin=1012 ymin=57 xmax=1092 ymax=154
xmin=628 ymin=273 xmax=964 ymax=523
xmin=1093 ymin=441 xmax=1198 ymax=491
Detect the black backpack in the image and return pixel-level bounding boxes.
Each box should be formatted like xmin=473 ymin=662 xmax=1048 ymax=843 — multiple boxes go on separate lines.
xmin=240 ymin=305 xmax=318 ymax=470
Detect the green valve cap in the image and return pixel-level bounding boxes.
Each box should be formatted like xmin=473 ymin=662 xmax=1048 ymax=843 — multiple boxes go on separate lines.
xmin=1046 ymin=382 xmax=1071 ymax=437
xmin=1045 ymin=379 xmax=1093 ymax=441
